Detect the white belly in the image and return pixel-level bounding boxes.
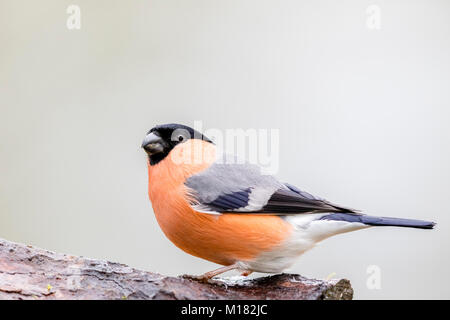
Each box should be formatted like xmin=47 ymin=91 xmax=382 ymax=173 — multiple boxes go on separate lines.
xmin=236 ymin=214 xmax=369 ymax=273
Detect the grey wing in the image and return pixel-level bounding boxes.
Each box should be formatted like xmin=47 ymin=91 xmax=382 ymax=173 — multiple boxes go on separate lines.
xmin=184 ymin=161 xmax=359 ymax=215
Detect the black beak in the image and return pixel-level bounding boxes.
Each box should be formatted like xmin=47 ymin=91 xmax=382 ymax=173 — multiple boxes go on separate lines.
xmin=141 ymin=132 xmax=165 ymax=155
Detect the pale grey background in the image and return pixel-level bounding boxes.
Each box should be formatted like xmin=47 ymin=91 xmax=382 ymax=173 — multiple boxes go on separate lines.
xmin=1 ymin=0 xmax=449 ymax=299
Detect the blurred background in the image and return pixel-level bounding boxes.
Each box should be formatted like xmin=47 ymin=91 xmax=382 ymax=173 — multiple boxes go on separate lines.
xmin=1 ymin=0 xmax=449 ymax=299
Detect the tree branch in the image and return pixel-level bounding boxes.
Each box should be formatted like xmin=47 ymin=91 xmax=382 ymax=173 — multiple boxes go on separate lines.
xmin=0 ymin=238 xmax=352 ymax=300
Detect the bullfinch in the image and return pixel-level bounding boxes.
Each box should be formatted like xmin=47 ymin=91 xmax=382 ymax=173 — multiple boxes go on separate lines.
xmin=141 ymin=123 xmax=435 ymax=280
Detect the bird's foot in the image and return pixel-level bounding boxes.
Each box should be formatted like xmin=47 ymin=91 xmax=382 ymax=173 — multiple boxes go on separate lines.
xmin=181 ymin=274 xmax=213 ymax=283
xmin=181 ymin=263 xmax=240 ymax=283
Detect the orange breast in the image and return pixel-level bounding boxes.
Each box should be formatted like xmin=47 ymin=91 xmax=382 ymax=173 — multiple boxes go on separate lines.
xmin=147 ymin=140 xmax=293 ymax=266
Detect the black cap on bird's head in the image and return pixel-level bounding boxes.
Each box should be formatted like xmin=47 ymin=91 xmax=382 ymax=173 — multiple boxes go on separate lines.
xmin=141 ymin=123 xmax=213 ymax=165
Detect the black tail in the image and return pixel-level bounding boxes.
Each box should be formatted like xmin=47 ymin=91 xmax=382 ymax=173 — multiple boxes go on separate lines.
xmin=320 ymin=213 xmax=436 ymax=229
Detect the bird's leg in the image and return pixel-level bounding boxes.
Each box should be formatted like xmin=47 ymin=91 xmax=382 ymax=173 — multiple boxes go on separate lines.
xmin=182 ymin=263 xmax=239 ymax=282
xmin=201 ymin=264 xmax=239 ymax=279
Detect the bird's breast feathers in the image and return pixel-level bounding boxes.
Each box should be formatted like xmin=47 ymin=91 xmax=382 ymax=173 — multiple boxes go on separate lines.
xmin=146 ymin=140 xmax=294 ymax=267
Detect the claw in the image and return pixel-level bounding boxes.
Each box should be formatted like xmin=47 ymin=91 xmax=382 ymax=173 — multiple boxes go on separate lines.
xmin=181 ymin=274 xmax=213 ymax=283
xmin=180 ymin=263 xmax=240 ymax=283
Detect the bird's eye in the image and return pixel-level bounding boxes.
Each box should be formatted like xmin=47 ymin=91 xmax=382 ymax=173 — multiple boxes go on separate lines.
xmin=171 ymin=128 xmax=190 ymax=144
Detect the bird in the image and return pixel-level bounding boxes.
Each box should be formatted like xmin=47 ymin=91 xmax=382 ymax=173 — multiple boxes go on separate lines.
xmin=141 ymin=123 xmax=435 ymax=280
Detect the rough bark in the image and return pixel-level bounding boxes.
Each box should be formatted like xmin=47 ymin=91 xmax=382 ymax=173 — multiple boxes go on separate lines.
xmin=0 ymin=238 xmax=352 ymax=300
